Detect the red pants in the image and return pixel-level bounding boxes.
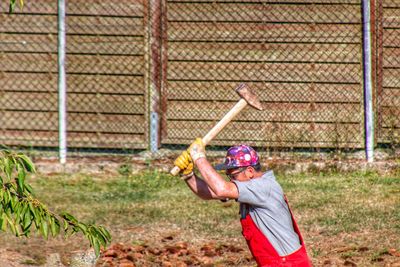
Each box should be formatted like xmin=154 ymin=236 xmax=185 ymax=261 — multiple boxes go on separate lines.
xmin=240 ymin=197 xmax=312 ymax=267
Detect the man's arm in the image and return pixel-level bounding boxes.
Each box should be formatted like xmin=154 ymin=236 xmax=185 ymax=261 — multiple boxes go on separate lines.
xmin=194 ymin=158 xmax=239 ymax=199
xmin=172 ymin=150 xmax=222 ymax=200
xmin=183 ymin=174 xmax=220 ymax=200
xmin=176 ymin=138 xmax=238 ymax=200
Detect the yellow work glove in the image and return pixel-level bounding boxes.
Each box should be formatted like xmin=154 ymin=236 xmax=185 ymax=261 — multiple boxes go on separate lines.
xmin=188 ymin=138 xmax=206 ymax=162
xmin=174 ymin=151 xmax=194 ymax=179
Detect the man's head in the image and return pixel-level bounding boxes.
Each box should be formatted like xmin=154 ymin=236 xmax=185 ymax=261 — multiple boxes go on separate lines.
xmin=215 ymin=145 xmax=262 ymax=181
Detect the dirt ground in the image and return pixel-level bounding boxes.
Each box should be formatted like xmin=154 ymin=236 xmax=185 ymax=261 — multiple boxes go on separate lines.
xmin=0 ymin=222 xmax=399 ymax=267
xmin=95 ymin=228 xmax=400 ymax=267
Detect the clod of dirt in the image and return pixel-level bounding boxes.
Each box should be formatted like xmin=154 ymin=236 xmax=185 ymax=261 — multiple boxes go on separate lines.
xmin=343 ymin=259 xmax=357 ymax=266
xmin=103 ymin=250 xmax=118 ymax=258
xmin=389 ymin=248 xmax=400 ymax=257
xmin=335 ymin=246 xmax=356 ymax=253
xmin=357 ymin=247 xmax=369 ymax=252
xmin=148 ymin=248 xmax=162 ymax=255
xmin=161 ymin=235 xmax=174 ymax=242
xmin=130 ymin=245 xmax=146 ymax=253
xmin=118 ymin=259 xmax=135 ymax=267
xmin=126 ymin=252 xmax=143 ymax=261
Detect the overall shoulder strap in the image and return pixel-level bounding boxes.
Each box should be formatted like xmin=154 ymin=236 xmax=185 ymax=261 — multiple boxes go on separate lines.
xmin=284 ymin=195 xmax=304 ymax=244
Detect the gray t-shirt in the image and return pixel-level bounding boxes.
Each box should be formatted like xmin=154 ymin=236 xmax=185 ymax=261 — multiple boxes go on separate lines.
xmin=233 ymin=171 xmax=301 ymax=256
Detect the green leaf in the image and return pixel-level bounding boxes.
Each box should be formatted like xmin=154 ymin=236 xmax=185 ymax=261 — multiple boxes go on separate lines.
xmin=31 ymin=207 xmax=40 ymax=228
xmin=54 ymin=218 xmax=61 ymax=236
xmin=77 ymin=222 xmax=88 ymax=233
xmin=8 ymin=218 xmax=16 ymax=236
xmin=20 ymin=203 xmax=28 ymax=219
xmin=98 ymin=226 xmax=112 ymax=241
xmin=14 ymin=206 xmax=21 ymax=225
xmin=63 ymin=219 xmax=69 ymax=232
xmin=23 ymin=211 xmax=31 ymax=230
xmin=1 ymin=213 xmax=7 ymax=232
xmin=50 ymin=217 xmax=60 ymax=237
xmin=17 ymin=154 xmax=36 ymax=173
xmin=4 ymin=157 xmax=12 ymax=180
xmin=93 ymin=227 xmax=108 ymax=247
xmin=65 ymin=226 xmax=75 ymax=238
xmin=10 ymin=196 xmax=16 ymax=212
xmin=92 ymin=237 xmax=100 ymax=257
xmin=61 ymin=212 xmax=78 ymax=223
xmin=40 ymin=220 xmax=48 ymax=239
xmin=28 ymin=202 xmax=34 ymax=214
xmin=72 ymin=225 xmax=79 ymax=234
xmin=16 ymin=164 xmax=25 ymax=193
xmin=25 ymin=184 xmax=33 ymax=194
xmin=3 ymin=191 xmax=9 ymax=207
xmin=5 ymin=190 xmax=11 ymax=206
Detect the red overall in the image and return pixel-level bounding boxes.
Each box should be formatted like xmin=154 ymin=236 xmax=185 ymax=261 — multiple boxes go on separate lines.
xmin=240 ymin=196 xmax=312 ymax=267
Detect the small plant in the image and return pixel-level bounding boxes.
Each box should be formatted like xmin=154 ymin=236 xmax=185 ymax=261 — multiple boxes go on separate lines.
xmin=118 ymin=164 xmax=132 ymax=176
xmin=0 ymin=149 xmax=111 ymax=256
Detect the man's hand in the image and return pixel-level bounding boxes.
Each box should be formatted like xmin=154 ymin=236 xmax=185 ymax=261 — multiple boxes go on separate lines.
xmin=188 ymin=138 xmax=206 ymax=162
xmin=174 ymin=151 xmax=194 ymax=178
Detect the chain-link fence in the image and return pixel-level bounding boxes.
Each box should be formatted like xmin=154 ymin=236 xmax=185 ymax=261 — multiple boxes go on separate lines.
xmin=0 ymin=1 xmax=148 ymax=151
xmin=162 ymin=1 xmax=364 ymax=151
xmin=0 ymin=0 xmax=399 ymax=158
xmin=0 ymin=1 xmax=58 ymax=147
xmin=376 ymin=0 xmax=400 ymax=147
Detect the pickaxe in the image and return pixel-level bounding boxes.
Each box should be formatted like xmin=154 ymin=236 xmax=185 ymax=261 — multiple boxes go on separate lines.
xmin=171 ymin=83 xmax=263 ymax=176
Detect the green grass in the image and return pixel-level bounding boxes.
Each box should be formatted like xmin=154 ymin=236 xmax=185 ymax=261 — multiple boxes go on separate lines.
xmin=29 ymin=170 xmax=400 ymax=238
xmin=32 ymin=171 xmax=241 ymax=237
xmin=281 ymin=171 xmax=399 ymax=233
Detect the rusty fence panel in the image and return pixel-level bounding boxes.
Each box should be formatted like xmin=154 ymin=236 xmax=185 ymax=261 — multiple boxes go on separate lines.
xmin=63 ymin=1 xmax=148 ymax=150
xmin=0 ymin=0 xmax=149 ymax=151
xmin=0 ymin=1 xmax=59 ymax=147
xmin=376 ymin=0 xmax=400 ymax=147
xmin=161 ymin=0 xmax=365 ymax=150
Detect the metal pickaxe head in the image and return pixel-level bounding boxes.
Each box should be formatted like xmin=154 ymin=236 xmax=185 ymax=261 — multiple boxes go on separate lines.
xmin=235 ymin=83 xmax=263 ymax=110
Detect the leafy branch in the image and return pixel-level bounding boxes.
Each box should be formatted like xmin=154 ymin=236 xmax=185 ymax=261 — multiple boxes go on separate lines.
xmin=0 ymin=149 xmax=111 ymax=256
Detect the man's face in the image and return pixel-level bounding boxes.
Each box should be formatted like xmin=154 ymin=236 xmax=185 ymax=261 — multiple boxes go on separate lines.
xmin=226 ymin=166 xmax=252 ymax=182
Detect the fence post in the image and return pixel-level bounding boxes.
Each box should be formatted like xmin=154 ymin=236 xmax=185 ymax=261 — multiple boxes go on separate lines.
xmin=362 ymin=0 xmax=374 ymax=162
xmin=58 ymin=0 xmax=67 ymax=164
xmin=147 ymin=0 xmax=163 ymax=153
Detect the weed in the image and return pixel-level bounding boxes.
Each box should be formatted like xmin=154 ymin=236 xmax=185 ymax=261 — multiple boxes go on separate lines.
xmin=341 ymin=251 xmax=356 ymax=259
xmin=20 ymin=255 xmax=47 ymax=265
xmin=118 ymin=164 xmax=132 ymax=176
xmin=311 ymin=248 xmax=322 ymax=257
xmin=370 ymin=248 xmax=389 ymax=262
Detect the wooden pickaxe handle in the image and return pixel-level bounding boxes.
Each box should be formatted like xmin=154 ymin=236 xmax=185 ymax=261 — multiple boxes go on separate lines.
xmin=170 ymin=98 xmax=249 ymax=176
xmin=170 ymin=98 xmax=247 ymax=176
xmin=170 ymin=83 xmax=263 ymax=176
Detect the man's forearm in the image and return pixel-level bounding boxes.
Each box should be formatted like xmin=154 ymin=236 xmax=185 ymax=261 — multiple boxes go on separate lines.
xmin=184 ymin=174 xmax=217 ymax=200
xmin=194 ymin=158 xmax=230 ymax=196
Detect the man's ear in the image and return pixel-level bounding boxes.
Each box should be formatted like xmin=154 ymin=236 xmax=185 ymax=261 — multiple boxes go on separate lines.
xmin=246 ymin=166 xmax=255 ymax=178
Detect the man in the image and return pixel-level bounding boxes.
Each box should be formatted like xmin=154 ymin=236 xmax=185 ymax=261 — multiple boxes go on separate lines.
xmin=174 ymin=138 xmax=312 ymax=267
